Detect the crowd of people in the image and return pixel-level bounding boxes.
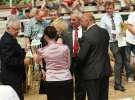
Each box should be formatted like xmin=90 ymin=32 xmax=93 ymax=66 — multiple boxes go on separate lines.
xmin=4 ymin=0 xmax=135 ymax=20
xmin=35 ymin=0 xmax=135 ymax=12
xmin=0 ymin=1 xmax=135 ymax=100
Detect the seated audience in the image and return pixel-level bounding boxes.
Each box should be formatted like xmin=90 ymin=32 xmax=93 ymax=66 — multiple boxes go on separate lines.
xmin=62 ymin=0 xmax=84 ymax=13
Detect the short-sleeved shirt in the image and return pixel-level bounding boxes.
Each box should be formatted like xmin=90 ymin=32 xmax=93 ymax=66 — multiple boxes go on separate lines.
xmin=126 ymin=12 xmax=135 ymax=45
xmin=24 ymin=17 xmax=46 ymax=40
xmin=100 ymin=13 xmax=123 ymax=43
xmin=38 ymin=43 xmax=72 ymax=81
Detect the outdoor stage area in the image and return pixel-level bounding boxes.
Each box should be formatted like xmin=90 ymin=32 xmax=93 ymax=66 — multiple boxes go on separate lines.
xmin=24 ymin=76 xmax=135 ymax=100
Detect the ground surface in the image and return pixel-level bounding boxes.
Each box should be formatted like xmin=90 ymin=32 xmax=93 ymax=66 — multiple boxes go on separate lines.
xmin=25 ymin=76 xmax=135 ymax=100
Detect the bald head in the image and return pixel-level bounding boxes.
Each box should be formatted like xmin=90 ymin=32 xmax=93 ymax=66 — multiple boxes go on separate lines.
xmin=80 ymin=12 xmax=95 ymax=29
xmin=83 ymin=12 xmax=95 ymax=22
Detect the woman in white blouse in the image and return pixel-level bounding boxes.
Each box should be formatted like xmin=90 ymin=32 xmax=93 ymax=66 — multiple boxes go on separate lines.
xmin=33 ymin=26 xmax=73 ymax=100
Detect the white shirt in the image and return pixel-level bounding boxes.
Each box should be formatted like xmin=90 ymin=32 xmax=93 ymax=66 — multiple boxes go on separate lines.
xmin=126 ymin=12 xmax=135 ymax=45
xmin=72 ymin=25 xmax=82 ymax=45
xmin=100 ymin=13 xmax=123 ymax=43
xmin=0 ymin=85 xmax=20 ymax=100
xmin=87 ymin=23 xmax=96 ymax=30
xmin=72 ymin=25 xmax=82 ymax=53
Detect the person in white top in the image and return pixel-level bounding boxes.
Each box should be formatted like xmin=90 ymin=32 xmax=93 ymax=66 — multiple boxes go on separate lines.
xmin=100 ymin=1 xmax=131 ymax=91
xmin=33 ymin=26 xmax=73 ymax=100
xmin=126 ymin=11 xmax=135 ymax=81
xmin=0 ymin=85 xmax=20 ymax=100
xmin=126 ymin=12 xmax=135 ymax=47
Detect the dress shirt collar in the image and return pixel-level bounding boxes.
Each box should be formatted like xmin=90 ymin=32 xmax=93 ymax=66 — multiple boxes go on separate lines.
xmin=87 ymin=23 xmax=96 ymax=30
xmin=33 ymin=17 xmax=43 ymax=24
xmin=72 ymin=25 xmax=82 ymax=39
xmin=5 ymin=31 xmax=17 ymax=41
xmin=73 ymin=25 xmax=81 ymax=30
xmin=107 ymin=13 xmax=115 ymax=18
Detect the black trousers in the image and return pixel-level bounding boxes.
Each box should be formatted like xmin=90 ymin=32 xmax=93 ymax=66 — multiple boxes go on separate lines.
xmin=71 ymin=57 xmax=86 ymax=100
xmin=46 ymin=79 xmax=73 ymax=100
xmin=85 ymin=76 xmax=109 ymax=100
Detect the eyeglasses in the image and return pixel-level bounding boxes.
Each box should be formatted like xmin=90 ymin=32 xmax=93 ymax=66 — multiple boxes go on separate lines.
xmin=11 ymin=26 xmax=21 ymax=31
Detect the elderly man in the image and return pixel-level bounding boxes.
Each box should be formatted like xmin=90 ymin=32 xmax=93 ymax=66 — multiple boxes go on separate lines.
xmin=0 ymin=17 xmax=30 ymax=100
xmin=63 ymin=12 xmax=86 ymax=100
xmin=78 ymin=12 xmax=111 ymax=100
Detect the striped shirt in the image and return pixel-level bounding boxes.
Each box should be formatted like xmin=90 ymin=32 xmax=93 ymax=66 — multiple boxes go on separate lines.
xmin=24 ymin=17 xmax=49 ymax=40
xmin=38 ymin=43 xmax=72 ymax=81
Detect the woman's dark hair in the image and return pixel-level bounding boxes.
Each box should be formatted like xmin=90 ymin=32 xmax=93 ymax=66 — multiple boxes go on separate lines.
xmin=44 ymin=26 xmax=57 ymax=39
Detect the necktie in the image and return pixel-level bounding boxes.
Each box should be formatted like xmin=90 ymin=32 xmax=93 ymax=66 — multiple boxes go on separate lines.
xmin=111 ymin=15 xmax=116 ymax=40
xmin=111 ymin=15 xmax=116 ymax=30
xmin=73 ymin=28 xmax=79 ymax=57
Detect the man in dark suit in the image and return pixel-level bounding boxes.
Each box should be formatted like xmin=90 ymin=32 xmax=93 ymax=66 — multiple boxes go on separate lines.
xmin=78 ymin=12 xmax=112 ymax=100
xmin=62 ymin=12 xmax=86 ymax=100
xmin=0 ymin=18 xmax=30 ymax=100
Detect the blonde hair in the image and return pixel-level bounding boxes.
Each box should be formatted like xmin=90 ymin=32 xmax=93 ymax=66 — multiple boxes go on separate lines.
xmin=30 ymin=8 xmax=38 ymax=17
xmin=51 ymin=18 xmax=68 ymax=33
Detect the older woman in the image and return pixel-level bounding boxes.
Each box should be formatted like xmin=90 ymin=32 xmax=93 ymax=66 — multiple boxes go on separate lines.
xmin=33 ymin=26 xmax=73 ymax=100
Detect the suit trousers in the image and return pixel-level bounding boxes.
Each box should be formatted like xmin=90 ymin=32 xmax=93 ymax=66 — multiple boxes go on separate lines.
xmin=71 ymin=57 xmax=86 ymax=100
xmin=85 ymin=76 xmax=109 ymax=100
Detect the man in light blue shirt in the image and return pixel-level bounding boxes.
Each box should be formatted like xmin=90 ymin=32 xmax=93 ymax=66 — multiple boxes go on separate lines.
xmin=100 ymin=1 xmax=132 ymax=91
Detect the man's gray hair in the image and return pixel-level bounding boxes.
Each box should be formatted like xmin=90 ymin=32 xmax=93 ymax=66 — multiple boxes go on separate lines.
xmin=70 ymin=12 xmax=83 ymax=20
xmin=6 ymin=16 xmax=20 ymax=28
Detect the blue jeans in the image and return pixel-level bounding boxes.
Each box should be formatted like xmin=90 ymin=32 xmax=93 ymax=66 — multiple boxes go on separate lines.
xmin=110 ymin=41 xmax=132 ymax=85
xmin=120 ymin=46 xmax=132 ymax=78
xmin=125 ymin=43 xmax=135 ymax=75
xmin=126 ymin=43 xmax=135 ymax=55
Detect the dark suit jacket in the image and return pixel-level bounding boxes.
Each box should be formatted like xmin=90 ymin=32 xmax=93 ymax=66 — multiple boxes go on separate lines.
xmin=78 ymin=25 xmax=112 ymax=80
xmin=0 ymin=32 xmax=26 ymax=85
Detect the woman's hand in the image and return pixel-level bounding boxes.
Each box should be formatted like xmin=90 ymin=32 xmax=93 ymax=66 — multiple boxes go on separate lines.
xmin=33 ymin=53 xmax=42 ymax=63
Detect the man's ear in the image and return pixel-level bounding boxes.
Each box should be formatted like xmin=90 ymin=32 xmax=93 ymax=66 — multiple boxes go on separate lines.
xmin=7 ymin=27 xmax=10 ymax=30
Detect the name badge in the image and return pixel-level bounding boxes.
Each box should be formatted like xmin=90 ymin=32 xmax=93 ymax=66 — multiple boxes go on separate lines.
xmin=111 ymin=30 xmax=117 ymax=40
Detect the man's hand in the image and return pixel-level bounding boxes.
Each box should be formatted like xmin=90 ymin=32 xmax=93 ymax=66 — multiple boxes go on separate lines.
xmin=24 ymin=58 xmax=31 ymax=65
